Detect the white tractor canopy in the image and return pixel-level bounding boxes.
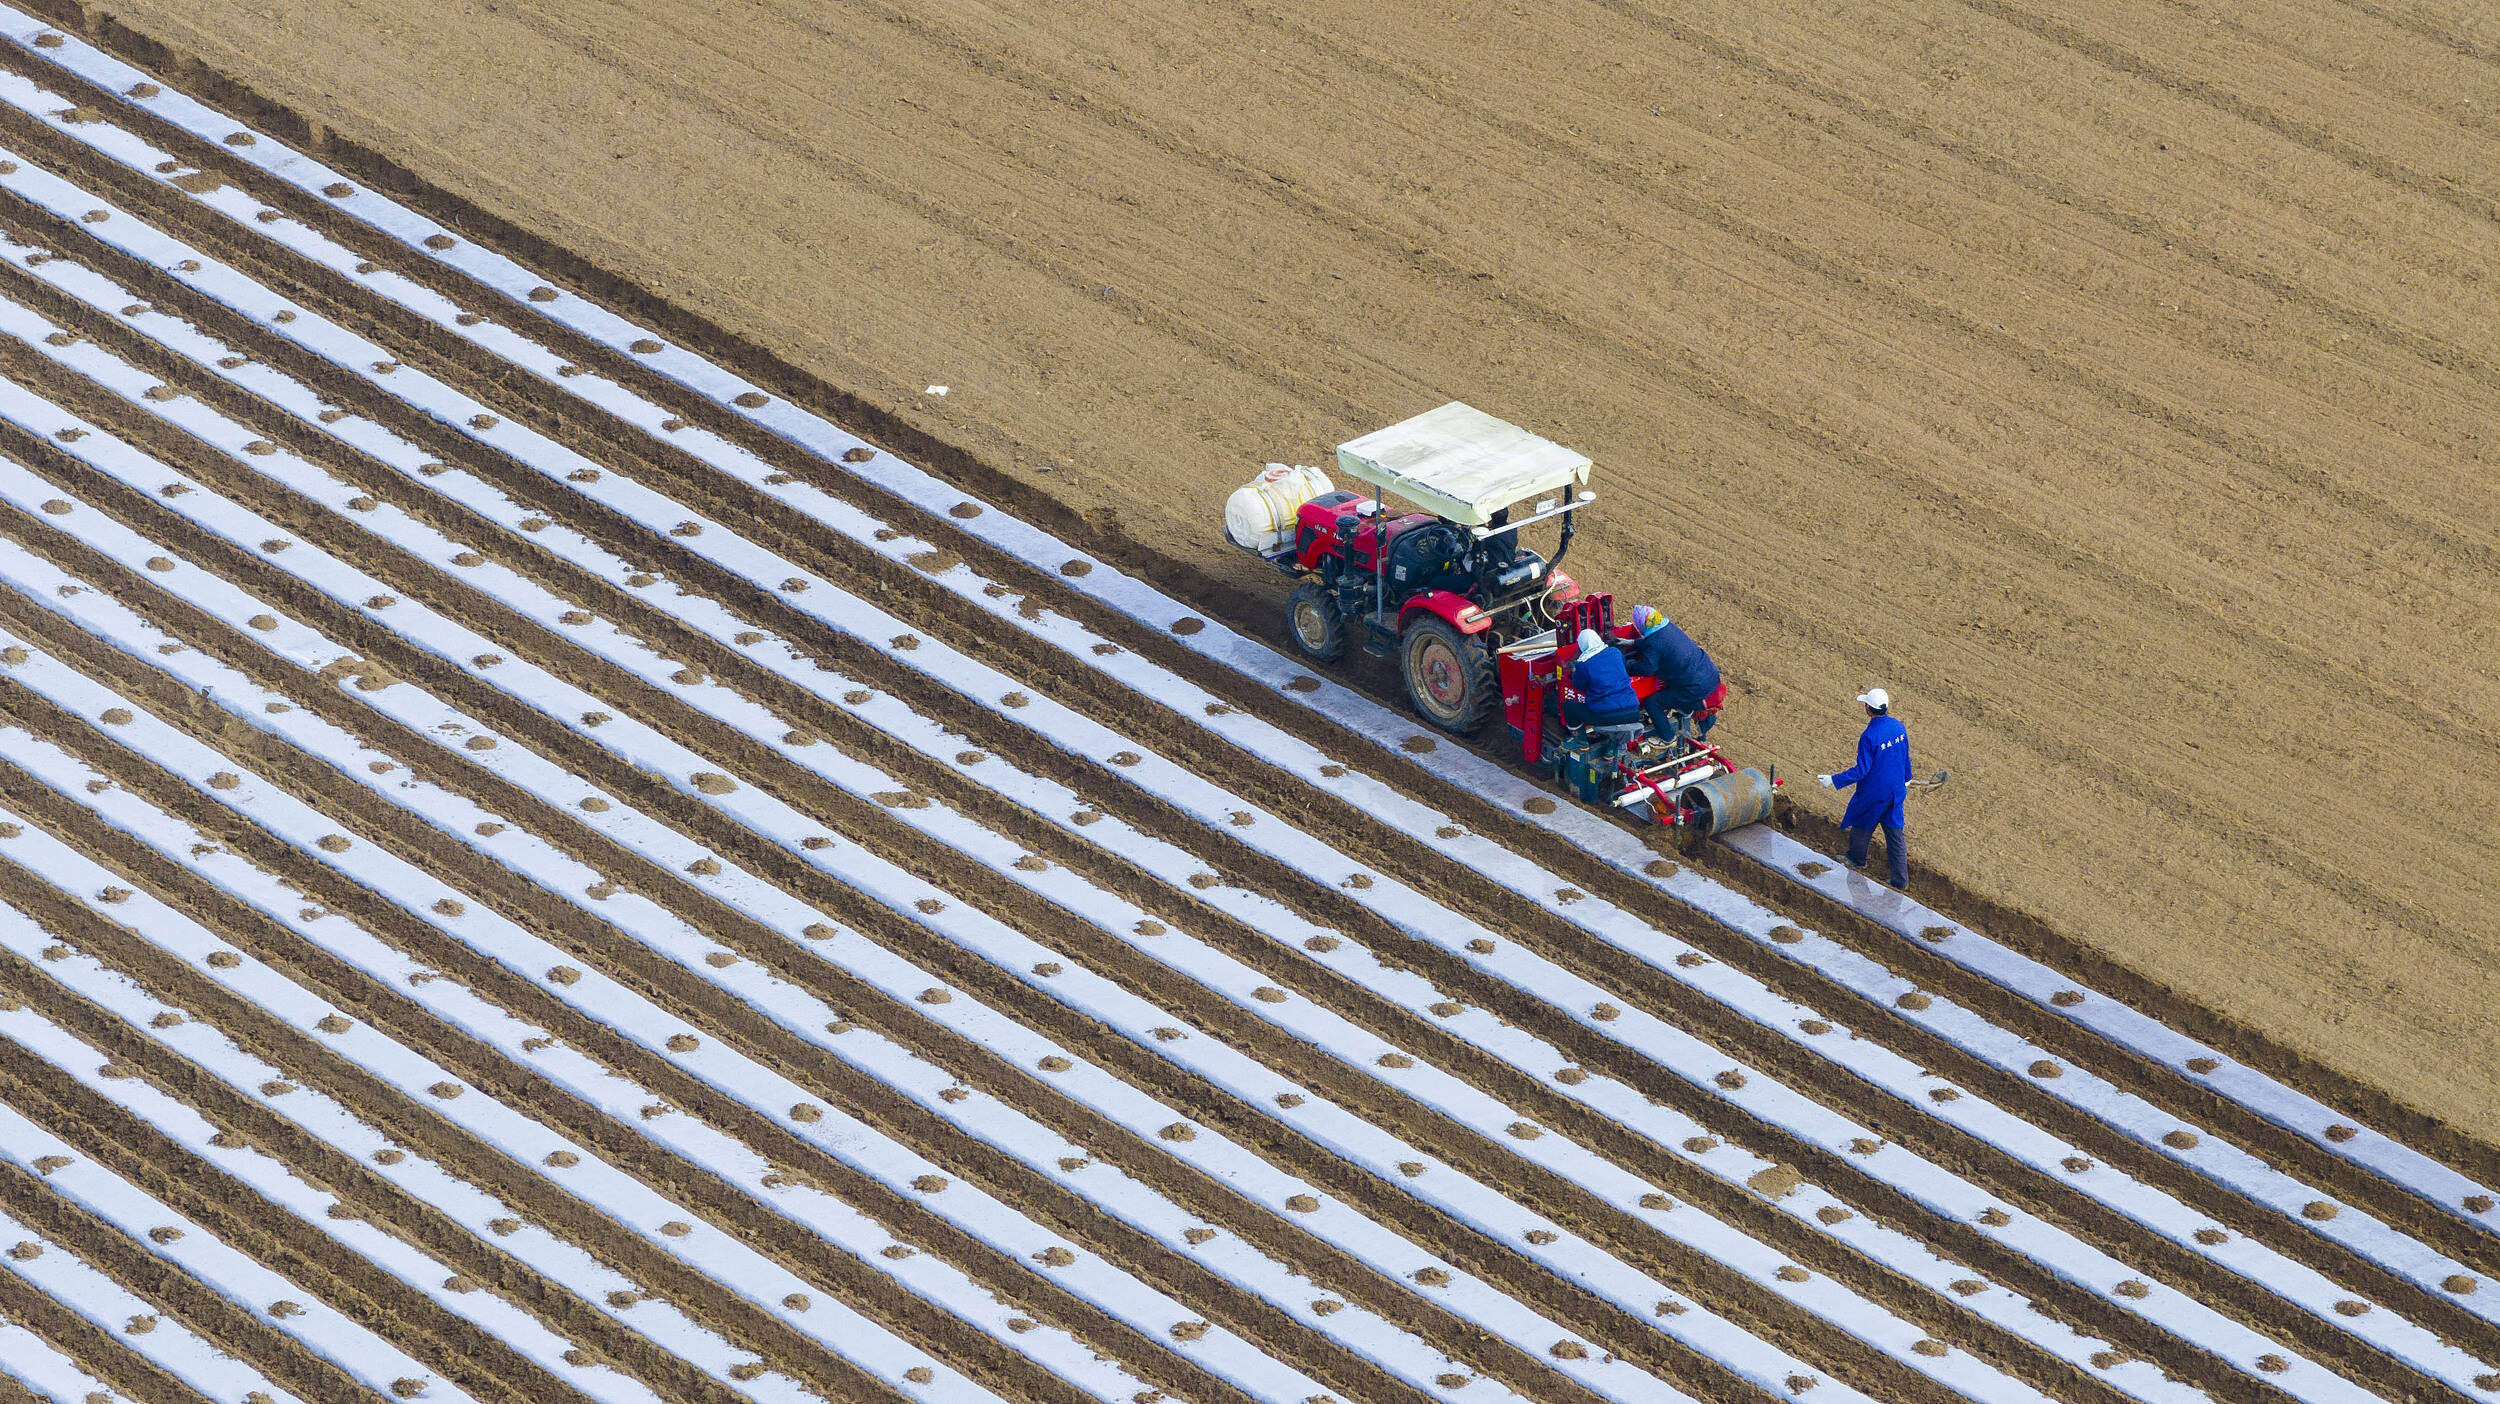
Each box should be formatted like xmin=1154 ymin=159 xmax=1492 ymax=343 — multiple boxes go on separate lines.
xmin=1335 ymin=402 xmax=1592 ymax=528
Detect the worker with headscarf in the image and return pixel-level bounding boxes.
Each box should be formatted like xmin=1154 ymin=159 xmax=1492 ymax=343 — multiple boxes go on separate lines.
xmin=1624 ymin=605 xmax=1724 ymax=741
xmin=1565 ymin=625 xmax=1646 ymax=748
xmin=1820 ymin=687 xmax=1912 ymax=890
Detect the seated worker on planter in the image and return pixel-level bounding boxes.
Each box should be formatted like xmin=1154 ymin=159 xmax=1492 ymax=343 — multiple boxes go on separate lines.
xmin=1624 ymin=605 xmax=1724 ymax=741
xmin=1565 ymin=627 xmax=1648 ymax=750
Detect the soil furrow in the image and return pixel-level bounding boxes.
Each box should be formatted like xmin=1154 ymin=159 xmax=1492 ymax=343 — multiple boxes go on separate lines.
xmin=0 ymin=16 xmax=2483 ymax=1399
xmin=1941 ymin=0 xmax=2500 ymax=225
xmin=0 ymin=1251 xmax=196 ymax=1404
xmin=0 ymin=209 xmax=2440 ymax=1399
xmin=0 ymin=218 xmax=1900 ymax=1399
xmin=0 ymin=802 xmax=915 ymax=1404
xmin=23 ymin=72 xmax=2494 ymax=809
xmin=0 ymin=598 xmax=1543 ymax=1404
xmin=0 ymin=494 xmax=1780 ymax=1404
xmin=0 ymin=147 xmax=2420 ymax=1289
xmin=19 ymin=0 xmax=2500 ymax=1179
xmin=0 ymin=980 xmax=615 ymax=1404
xmin=0 ymin=359 xmax=2380 ymax=1399
xmin=0 ymin=257 xmax=2230 ymax=1389
xmin=0 ymin=706 xmax=1122 ymax=1404
xmin=0 ymin=1151 xmax=364 ymax=1403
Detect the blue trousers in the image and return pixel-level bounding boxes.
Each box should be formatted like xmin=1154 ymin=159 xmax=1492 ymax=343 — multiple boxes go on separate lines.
xmin=1845 ymin=822 xmax=1909 ymax=889
xmin=1641 ymin=693 xmax=1717 ymax=740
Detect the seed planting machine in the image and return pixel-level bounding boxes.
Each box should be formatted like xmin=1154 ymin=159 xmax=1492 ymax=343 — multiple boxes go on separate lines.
xmin=1227 ymin=402 xmax=1777 ymax=836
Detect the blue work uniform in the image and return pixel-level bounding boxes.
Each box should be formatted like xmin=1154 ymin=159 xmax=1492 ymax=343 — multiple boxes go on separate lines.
xmin=1832 ymin=713 xmax=1912 ymax=887
xmin=1623 ymin=621 xmax=1720 ymax=713
xmin=1567 ymin=642 xmax=1643 ymax=728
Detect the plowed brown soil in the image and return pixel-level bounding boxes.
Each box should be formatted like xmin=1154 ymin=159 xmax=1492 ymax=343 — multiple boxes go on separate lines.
xmin=6 ymin=8 xmax=2500 ymax=1393
xmin=75 ymin=0 xmax=2500 ymax=1144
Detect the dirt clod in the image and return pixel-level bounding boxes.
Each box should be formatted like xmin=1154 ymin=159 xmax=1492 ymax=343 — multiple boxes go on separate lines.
xmin=1747 ymin=1163 xmax=1799 ymax=1197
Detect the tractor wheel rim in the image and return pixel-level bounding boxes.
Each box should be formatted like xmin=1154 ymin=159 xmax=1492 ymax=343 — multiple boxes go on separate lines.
xmin=1416 ymin=638 xmax=1466 ymax=709
xmin=1294 ymin=603 xmax=1327 ymax=648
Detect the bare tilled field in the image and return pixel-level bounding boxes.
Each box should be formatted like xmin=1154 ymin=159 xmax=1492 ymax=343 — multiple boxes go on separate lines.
xmin=0 ymin=12 xmax=2491 ymax=1404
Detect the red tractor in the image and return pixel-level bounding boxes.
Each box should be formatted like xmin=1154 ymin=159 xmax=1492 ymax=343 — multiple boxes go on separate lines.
xmin=1229 ymin=402 xmax=1777 ymax=836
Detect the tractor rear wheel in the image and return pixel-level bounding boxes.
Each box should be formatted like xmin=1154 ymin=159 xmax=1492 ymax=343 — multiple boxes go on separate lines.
xmin=1401 ymin=616 xmax=1498 ymax=733
xmin=1286 ymin=581 xmax=1347 ymax=662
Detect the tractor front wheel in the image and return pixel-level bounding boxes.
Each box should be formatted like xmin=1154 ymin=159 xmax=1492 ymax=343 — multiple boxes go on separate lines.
xmin=1401 ymin=617 xmax=1498 ymax=734
xmin=1286 ymin=581 xmax=1347 ymax=662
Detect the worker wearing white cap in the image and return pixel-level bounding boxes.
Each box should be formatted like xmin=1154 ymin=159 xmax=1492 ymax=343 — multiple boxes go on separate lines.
xmin=1820 ymin=688 xmax=1912 ymax=890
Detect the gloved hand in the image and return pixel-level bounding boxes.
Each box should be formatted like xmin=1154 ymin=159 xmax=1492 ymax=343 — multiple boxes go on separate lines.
xmin=1817 ymin=773 xmax=1837 ymax=789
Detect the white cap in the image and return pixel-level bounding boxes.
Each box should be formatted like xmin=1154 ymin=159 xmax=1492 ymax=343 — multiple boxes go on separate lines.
xmin=1857 ymin=687 xmax=1890 ymax=711
xmin=1577 ymin=628 xmax=1607 ymax=658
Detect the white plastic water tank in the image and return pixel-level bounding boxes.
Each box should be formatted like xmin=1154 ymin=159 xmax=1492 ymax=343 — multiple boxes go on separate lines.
xmin=1224 ymin=464 xmax=1334 ymax=555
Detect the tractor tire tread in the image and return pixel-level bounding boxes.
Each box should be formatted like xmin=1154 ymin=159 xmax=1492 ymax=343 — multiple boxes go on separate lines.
xmin=1401 ymin=616 xmax=1498 ymax=734
xmin=1286 ymin=581 xmax=1347 ymax=663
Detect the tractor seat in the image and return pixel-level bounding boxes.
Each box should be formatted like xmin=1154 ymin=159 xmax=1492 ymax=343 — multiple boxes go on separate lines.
xmin=1590 ymin=721 xmax=1647 ymax=755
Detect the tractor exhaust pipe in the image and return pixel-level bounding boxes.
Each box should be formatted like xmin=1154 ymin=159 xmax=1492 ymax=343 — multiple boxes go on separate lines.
xmin=1544 ymin=505 xmax=1578 ymax=583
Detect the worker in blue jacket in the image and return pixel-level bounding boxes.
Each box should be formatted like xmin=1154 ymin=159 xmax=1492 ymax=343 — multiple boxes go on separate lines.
xmin=1625 ymin=605 xmax=1723 ymax=739
xmin=1565 ymin=626 xmax=1645 ymax=736
xmin=1820 ymin=687 xmax=1912 ymax=890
